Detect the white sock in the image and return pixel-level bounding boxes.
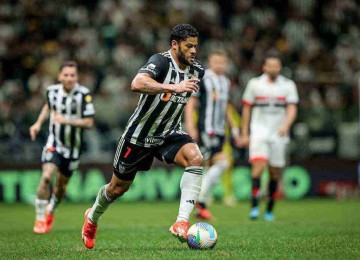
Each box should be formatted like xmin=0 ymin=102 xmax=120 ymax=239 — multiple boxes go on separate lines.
xmin=198 ymin=160 xmax=228 ymax=203
xmin=47 ymin=193 xmax=60 ymax=214
xmin=35 ymin=198 xmax=48 ymax=221
xmin=176 ymin=166 xmax=203 ymax=222
xmin=88 ymin=184 xmax=114 ymax=224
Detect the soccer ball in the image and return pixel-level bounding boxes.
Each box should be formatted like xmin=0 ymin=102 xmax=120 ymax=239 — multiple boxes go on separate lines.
xmin=187 ymin=222 xmax=218 ymax=250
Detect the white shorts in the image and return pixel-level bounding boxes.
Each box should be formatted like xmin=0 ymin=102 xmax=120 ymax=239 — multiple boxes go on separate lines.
xmin=249 ymin=137 xmax=288 ymax=168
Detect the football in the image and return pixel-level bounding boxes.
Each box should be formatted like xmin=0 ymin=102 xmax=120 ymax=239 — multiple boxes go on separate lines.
xmin=187 ymin=222 xmax=218 ymax=250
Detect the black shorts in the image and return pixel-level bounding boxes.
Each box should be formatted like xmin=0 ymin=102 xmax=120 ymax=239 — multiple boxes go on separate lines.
xmin=41 ymin=148 xmax=79 ymax=177
xmin=113 ymin=133 xmax=195 ymax=181
xmin=198 ymin=132 xmax=225 ymax=160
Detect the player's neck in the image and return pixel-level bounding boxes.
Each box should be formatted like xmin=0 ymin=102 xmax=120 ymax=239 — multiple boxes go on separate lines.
xmin=170 ymin=49 xmax=187 ymax=71
xmin=62 ymin=84 xmax=76 ymax=93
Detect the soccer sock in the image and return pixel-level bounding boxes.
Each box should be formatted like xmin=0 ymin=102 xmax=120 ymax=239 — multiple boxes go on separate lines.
xmin=88 ymin=184 xmax=114 ymax=224
xmin=47 ymin=193 xmax=60 ymax=214
xmin=35 ymin=198 xmax=48 ymax=221
xmin=197 ymin=160 xmax=228 ymax=205
xmin=176 ymin=166 xmax=203 ymax=222
xmin=266 ymin=179 xmax=278 ymax=213
xmin=251 ymin=178 xmax=261 ymax=208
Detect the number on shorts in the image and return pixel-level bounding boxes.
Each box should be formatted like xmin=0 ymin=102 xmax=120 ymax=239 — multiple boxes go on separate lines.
xmin=124 ymin=146 xmax=132 ymax=158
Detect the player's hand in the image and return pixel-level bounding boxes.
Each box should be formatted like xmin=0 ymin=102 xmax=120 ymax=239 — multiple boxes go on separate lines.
xmin=278 ymin=125 xmax=289 ymax=137
xmin=173 ymin=78 xmax=200 ymax=94
xmin=240 ymin=134 xmax=250 ymax=148
xmin=233 ymin=135 xmax=243 ymax=148
xmin=29 ymin=122 xmax=41 ymax=141
xmin=53 ymin=112 xmax=67 ymax=125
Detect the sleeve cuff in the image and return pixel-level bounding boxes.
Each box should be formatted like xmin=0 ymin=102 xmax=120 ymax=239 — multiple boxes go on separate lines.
xmin=242 ymin=100 xmax=252 ymax=107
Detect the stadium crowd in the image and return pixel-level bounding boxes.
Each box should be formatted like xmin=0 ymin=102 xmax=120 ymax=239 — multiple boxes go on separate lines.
xmin=0 ymin=0 xmax=359 ymax=163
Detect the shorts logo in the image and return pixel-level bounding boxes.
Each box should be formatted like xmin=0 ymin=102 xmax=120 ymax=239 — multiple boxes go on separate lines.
xmin=118 ymin=165 xmax=125 ymax=173
xmin=45 ymin=151 xmax=53 ymax=161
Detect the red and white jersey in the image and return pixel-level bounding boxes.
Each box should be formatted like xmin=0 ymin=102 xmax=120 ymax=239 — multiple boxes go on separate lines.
xmin=242 ymin=74 xmax=298 ymax=140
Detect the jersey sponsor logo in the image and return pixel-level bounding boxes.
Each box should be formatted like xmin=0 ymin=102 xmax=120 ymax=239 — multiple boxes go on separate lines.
xmin=145 ymin=136 xmax=163 ymax=144
xmin=160 ymin=93 xmax=172 ymax=101
xmin=159 ymin=93 xmax=189 ymax=104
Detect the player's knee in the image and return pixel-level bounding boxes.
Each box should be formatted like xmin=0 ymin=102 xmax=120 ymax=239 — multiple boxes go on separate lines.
xmin=187 ymin=152 xmax=203 ymax=167
xmin=40 ymin=175 xmax=52 ymax=186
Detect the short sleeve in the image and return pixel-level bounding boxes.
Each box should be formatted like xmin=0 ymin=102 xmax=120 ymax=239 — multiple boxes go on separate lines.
xmin=242 ymin=80 xmax=255 ymax=106
xmin=138 ymin=54 xmax=168 ymax=80
xmin=82 ymin=93 xmax=95 ymax=118
xmin=287 ymin=81 xmax=299 ymax=104
xmin=46 ymin=90 xmax=51 ymax=108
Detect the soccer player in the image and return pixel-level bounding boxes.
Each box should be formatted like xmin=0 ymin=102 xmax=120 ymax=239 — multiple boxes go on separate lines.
xmin=241 ymin=53 xmax=298 ymax=221
xmin=29 ymin=61 xmax=95 ymax=233
xmin=81 ymin=24 xmax=205 ymax=249
xmin=185 ymin=50 xmax=241 ymax=220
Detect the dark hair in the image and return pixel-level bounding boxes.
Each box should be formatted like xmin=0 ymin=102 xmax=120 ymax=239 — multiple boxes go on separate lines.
xmin=170 ymin=24 xmax=199 ymax=45
xmin=59 ymin=60 xmax=78 ymax=72
xmin=263 ymin=51 xmax=282 ymax=64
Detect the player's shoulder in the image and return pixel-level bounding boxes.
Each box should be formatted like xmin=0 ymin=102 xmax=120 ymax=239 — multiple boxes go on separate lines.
xmin=151 ymin=52 xmax=170 ymax=63
xmin=192 ymin=59 xmax=205 ymax=73
xmin=247 ymin=76 xmax=262 ymax=86
xmin=46 ymin=84 xmax=62 ymax=91
xmin=279 ymin=75 xmax=296 ymax=86
xmin=76 ymin=84 xmax=91 ymax=95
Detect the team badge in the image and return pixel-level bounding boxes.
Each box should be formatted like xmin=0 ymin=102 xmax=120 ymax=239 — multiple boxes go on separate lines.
xmin=85 ymin=95 xmax=92 ymax=103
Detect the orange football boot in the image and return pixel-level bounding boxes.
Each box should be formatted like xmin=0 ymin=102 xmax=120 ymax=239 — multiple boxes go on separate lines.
xmin=82 ymin=208 xmax=98 ymax=249
xmin=169 ymin=221 xmax=190 ymax=243
xmin=33 ymin=220 xmax=47 ymax=234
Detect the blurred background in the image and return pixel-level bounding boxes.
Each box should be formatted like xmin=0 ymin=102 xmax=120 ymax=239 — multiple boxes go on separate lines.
xmin=0 ymin=0 xmax=359 ymax=202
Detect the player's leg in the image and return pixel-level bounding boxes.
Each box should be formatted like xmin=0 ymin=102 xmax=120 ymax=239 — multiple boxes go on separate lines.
xmin=34 ymin=162 xmax=57 ymax=234
xmin=196 ymin=151 xmax=229 ymax=220
xmin=82 ymin=138 xmax=147 ymax=249
xmin=174 ymin=143 xmax=203 ymax=222
xmin=155 ymin=135 xmax=203 ymax=242
xmin=265 ymin=166 xmax=281 ymax=221
xmin=45 ymin=166 xmax=72 ymax=232
xmin=265 ymin=140 xmax=287 ymax=221
xmin=248 ymin=138 xmax=269 ymax=220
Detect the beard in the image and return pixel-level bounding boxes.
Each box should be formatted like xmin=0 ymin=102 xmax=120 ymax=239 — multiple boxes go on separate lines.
xmin=177 ymin=49 xmax=191 ymax=66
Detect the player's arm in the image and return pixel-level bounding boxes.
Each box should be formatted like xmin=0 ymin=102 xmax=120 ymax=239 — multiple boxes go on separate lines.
xmin=30 ymin=103 xmax=50 ymax=141
xmin=131 ymin=53 xmax=199 ymax=94
xmin=278 ymin=104 xmax=297 ymax=136
xmin=53 ymin=113 xmax=94 ymax=129
xmin=131 ymin=73 xmax=199 ymax=94
xmin=240 ymin=80 xmax=255 ymax=147
xmin=240 ymin=103 xmax=251 ymax=147
xmin=184 ymin=96 xmax=199 ymax=141
xmin=226 ymin=103 xmax=242 ymax=147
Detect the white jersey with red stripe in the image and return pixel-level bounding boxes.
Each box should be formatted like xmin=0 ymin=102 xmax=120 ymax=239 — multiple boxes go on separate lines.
xmin=242 ymin=74 xmax=298 ymax=141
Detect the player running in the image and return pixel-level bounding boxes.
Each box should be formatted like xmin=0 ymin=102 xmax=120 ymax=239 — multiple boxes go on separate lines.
xmin=241 ymin=53 xmax=298 ymax=221
xmin=81 ymin=24 xmax=205 ymax=249
xmin=29 ymin=61 xmax=95 ymax=234
xmin=185 ymin=50 xmax=241 ymax=220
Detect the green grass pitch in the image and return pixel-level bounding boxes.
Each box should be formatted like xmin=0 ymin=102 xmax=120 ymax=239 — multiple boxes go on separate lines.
xmin=1 ymin=199 xmax=359 ymax=259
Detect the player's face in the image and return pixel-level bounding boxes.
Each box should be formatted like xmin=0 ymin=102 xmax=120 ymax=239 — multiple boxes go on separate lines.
xmin=263 ymin=58 xmax=282 ymax=80
xmin=176 ymin=37 xmax=198 ymax=66
xmin=58 ymin=66 xmax=78 ymax=92
xmin=208 ymin=54 xmax=228 ymax=75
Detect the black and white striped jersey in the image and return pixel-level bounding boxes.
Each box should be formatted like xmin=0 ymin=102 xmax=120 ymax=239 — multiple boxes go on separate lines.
xmin=45 ymin=83 xmax=95 ymax=160
xmin=194 ymin=69 xmax=230 ymax=136
xmin=122 ymin=50 xmax=205 ymax=147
